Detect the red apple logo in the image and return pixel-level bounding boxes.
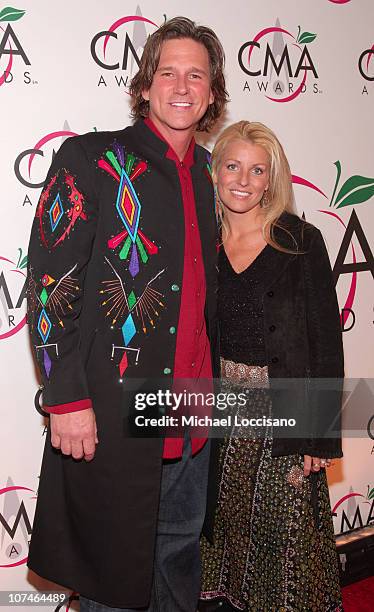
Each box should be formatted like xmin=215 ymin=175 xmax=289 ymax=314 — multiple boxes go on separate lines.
xmin=293 ymin=162 xmax=374 ymax=326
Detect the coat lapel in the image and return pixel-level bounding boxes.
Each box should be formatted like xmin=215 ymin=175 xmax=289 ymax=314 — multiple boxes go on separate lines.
xmin=261 ymin=247 xmax=296 ymax=293
xmin=191 ymin=148 xmax=217 ymax=284
xmin=261 ymin=214 xmax=304 ymax=292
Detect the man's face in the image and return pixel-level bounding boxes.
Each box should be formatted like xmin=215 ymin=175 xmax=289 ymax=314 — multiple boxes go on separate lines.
xmin=142 ymin=37 xmax=214 ymax=135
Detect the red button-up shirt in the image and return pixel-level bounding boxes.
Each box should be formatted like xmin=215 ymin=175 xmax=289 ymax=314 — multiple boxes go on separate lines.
xmin=145 ymin=119 xmax=212 ymax=459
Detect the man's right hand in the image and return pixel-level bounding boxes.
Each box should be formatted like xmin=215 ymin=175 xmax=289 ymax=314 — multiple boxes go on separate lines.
xmin=50 ymin=408 xmax=98 ymax=461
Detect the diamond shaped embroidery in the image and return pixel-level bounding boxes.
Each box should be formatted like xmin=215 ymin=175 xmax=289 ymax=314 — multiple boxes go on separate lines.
xmin=116 ymin=168 xmax=141 ymax=243
xmin=40 ymin=287 xmax=48 ymax=305
xmin=122 ymin=313 xmax=136 ymax=346
xmin=43 ymin=348 xmax=52 ymax=378
xmin=49 ymin=193 xmax=64 ymax=232
xmin=37 ymin=309 xmax=52 ymax=344
xmin=119 ymin=352 xmax=128 ymax=377
xmin=128 ymin=290 xmax=137 ymax=310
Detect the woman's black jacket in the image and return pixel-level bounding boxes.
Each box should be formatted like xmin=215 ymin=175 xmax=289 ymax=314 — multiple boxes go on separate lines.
xmin=203 ymin=212 xmax=344 ymax=537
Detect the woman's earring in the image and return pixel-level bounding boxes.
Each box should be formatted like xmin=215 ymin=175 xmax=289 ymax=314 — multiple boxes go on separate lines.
xmin=260 ymin=189 xmax=269 ymax=208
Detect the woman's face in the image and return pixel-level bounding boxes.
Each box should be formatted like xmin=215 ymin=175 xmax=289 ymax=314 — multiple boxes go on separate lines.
xmin=215 ymin=139 xmax=270 ymax=215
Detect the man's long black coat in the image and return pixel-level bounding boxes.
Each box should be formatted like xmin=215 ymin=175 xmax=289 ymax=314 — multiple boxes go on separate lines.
xmin=27 ymin=120 xmax=219 ymax=608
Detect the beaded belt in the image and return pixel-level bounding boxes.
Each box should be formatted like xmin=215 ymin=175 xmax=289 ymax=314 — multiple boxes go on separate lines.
xmin=220 ymin=357 xmax=269 ymax=387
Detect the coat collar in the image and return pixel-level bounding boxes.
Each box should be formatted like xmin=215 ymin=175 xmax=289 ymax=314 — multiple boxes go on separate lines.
xmin=131 ymin=119 xmax=169 ymax=156
xmin=130 ymin=119 xmax=206 ymax=167
xmin=143 ymin=118 xmax=195 ymax=168
xmin=261 ymin=213 xmax=305 ymax=292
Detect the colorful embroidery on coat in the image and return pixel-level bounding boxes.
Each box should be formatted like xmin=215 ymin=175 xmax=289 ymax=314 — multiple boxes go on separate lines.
xmin=101 ymin=257 xmax=165 ymax=376
xmin=98 ymin=143 xmax=158 ymax=278
xmin=28 ymin=264 xmax=79 ymax=377
xmin=36 ymin=170 xmax=87 ymax=249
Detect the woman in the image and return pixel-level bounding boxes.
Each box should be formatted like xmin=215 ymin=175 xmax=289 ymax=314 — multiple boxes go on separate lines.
xmin=199 ymin=121 xmax=344 ymax=611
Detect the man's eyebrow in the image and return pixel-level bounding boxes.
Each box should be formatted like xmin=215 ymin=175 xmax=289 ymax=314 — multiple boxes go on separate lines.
xmin=189 ymin=67 xmax=208 ymax=74
xmin=156 ymin=65 xmax=208 ymax=75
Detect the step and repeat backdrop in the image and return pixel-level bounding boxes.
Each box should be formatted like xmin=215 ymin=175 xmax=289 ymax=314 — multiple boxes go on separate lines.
xmin=1 ymin=0 xmax=373 ymax=608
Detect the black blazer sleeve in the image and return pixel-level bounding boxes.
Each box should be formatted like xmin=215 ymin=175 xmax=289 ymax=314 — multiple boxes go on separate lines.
xmin=27 ymin=137 xmax=98 ymax=410
xmin=300 ymin=228 xmax=344 ymax=458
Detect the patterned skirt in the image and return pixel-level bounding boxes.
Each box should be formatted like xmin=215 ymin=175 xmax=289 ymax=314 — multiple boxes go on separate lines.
xmin=200 ymin=360 xmax=342 ymax=612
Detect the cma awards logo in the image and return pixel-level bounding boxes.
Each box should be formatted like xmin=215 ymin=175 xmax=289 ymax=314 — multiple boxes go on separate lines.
xmin=238 ymin=19 xmax=320 ymax=102
xmin=368 ymin=414 xmax=374 ymax=455
xmin=0 ymin=6 xmax=35 ymax=87
xmin=0 ymin=249 xmax=27 ymax=340
xmin=358 ymin=41 xmax=374 ymax=95
xmin=90 ymin=6 xmax=159 ymax=89
xmin=14 ymin=122 xmax=78 ymax=204
xmin=332 ymin=485 xmax=374 ymax=534
xmin=0 ymin=479 xmax=76 ymax=610
xmin=0 ymin=478 xmax=36 ymax=567
xmin=293 ymin=162 xmax=374 ymax=331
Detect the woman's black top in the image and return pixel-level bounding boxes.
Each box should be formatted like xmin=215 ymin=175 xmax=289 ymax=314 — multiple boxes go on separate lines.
xmin=218 ymin=244 xmax=271 ymax=367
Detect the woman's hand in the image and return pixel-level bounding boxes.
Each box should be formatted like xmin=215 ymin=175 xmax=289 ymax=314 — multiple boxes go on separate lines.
xmin=303 ymin=455 xmax=332 ymax=476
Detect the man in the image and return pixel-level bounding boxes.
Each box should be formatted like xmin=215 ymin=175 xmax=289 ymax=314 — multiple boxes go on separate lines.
xmin=27 ymin=16 xmax=228 ymax=612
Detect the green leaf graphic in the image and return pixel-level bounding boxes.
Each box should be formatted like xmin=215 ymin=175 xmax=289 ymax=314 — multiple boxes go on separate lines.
xmin=336 ymin=184 xmax=374 ymax=208
xmin=16 ymin=247 xmax=22 ymax=268
xmin=368 ymin=487 xmax=374 ymax=500
xmin=298 ymin=32 xmax=317 ymax=44
xmin=0 ymin=6 xmax=25 ymax=21
xmin=335 ymin=174 xmax=374 ymax=206
xmin=19 ymin=255 xmax=28 ymax=269
xmin=330 ymin=161 xmax=342 ymax=207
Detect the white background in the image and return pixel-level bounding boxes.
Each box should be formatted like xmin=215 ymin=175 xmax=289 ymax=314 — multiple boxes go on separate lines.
xmin=0 ymin=0 xmax=373 ymax=607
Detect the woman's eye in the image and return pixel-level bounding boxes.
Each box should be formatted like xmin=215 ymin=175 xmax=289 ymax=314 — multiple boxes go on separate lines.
xmin=190 ymin=73 xmax=201 ymax=79
xmin=252 ymin=167 xmax=264 ymax=175
xmin=227 ymin=163 xmax=237 ymax=171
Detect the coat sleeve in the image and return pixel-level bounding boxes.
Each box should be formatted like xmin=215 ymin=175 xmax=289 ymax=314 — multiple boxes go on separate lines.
xmin=300 ymin=227 xmax=344 ymax=458
xmin=27 ymin=136 xmax=98 ymax=414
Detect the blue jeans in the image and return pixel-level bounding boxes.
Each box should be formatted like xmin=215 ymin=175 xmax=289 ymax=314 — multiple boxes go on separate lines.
xmin=80 ymin=437 xmax=210 ymax=611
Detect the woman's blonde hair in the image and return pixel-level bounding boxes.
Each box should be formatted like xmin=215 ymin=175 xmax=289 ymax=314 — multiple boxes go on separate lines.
xmin=212 ymin=120 xmax=297 ymax=251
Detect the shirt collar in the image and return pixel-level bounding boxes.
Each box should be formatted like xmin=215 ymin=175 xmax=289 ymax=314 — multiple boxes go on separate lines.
xmin=144 ymin=117 xmax=195 ymax=169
